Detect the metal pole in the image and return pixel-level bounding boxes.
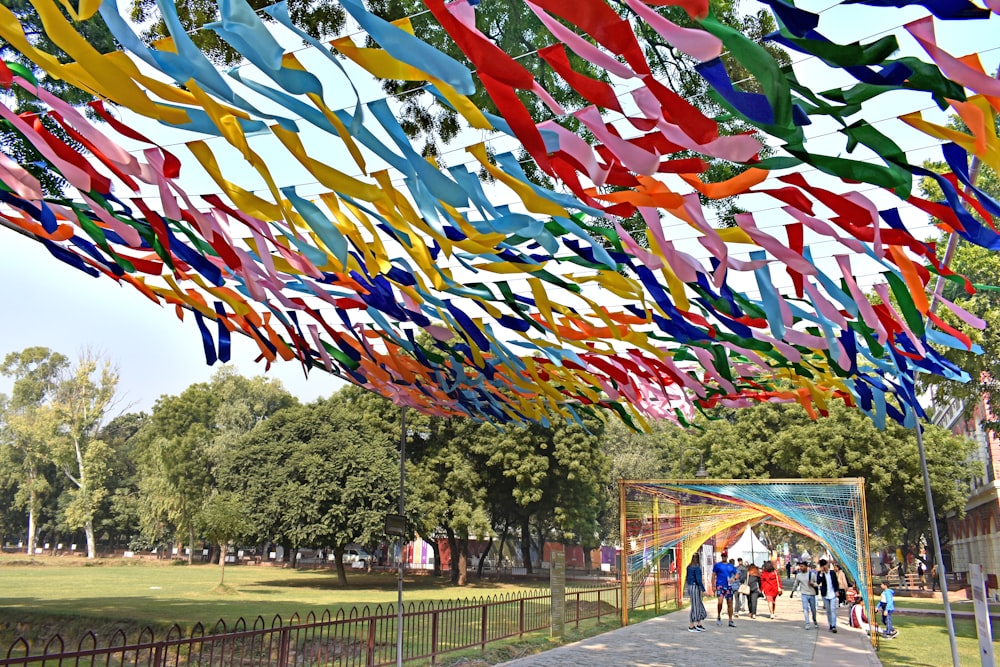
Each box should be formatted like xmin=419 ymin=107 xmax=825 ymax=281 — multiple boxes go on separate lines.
xmin=397 ymin=406 xmax=407 ymax=667
xmin=620 ymin=480 xmax=629 ymax=626
xmin=653 ymin=497 xmax=661 ymax=613
xmin=915 ymin=422 xmax=960 ymax=667
xmin=916 ymin=89 xmax=992 ymax=667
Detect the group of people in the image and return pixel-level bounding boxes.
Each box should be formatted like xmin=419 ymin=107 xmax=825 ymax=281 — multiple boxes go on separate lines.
xmin=684 ymin=550 xmax=897 ymax=639
xmin=683 ymin=551 xmax=783 ymax=631
xmin=789 ymin=559 xmax=849 ymax=632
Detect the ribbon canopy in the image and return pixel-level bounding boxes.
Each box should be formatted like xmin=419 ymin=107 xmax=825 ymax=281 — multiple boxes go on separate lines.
xmin=0 ymin=0 xmax=997 ymax=430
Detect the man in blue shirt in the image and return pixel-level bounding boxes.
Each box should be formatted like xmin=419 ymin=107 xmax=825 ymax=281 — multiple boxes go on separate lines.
xmin=712 ymin=551 xmax=738 ymax=627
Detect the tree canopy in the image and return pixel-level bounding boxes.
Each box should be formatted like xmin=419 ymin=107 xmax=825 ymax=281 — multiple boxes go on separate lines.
xmin=0 ymin=347 xmax=980 ymax=580
xmin=217 ymin=397 xmax=398 ymax=584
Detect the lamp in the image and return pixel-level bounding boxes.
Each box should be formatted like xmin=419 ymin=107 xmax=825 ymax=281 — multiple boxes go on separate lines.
xmin=679 ymin=446 xmax=708 ymax=479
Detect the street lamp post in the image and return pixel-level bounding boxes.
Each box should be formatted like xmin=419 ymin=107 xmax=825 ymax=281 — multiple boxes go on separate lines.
xmin=396 ymin=406 xmax=407 ymax=667
xmin=678 ymin=447 xmax=708 ymax=478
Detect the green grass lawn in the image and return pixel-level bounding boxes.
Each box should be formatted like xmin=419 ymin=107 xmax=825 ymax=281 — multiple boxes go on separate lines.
xmin=895 ymin=597 xmax=1000 ymax=612
xmin=877 ymin=614 xmax=1000 ymax=667
xmin=0 ymin=555 xmax=573 ymax=645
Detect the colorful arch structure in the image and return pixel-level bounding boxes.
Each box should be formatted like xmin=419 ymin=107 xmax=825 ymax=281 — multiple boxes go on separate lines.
xmin=619 ymin=478 xmax=873 ymax=641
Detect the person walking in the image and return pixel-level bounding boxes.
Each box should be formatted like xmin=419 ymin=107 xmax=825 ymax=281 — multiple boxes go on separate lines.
xmin=834 ymin=564 xmax=849 ymax=606
xmin=685 ymin=553 xmax=708 ymax=632
xmin=785 ymin=560 xmax=793 ymax=580
xmin=760 ymin=560 xmax=782 ymax=619
xmin=930 ymin=563 xmax=938 ymax=592
xmin=817 ymin=559 xmax=840 ymax=633
xmin=876 ymin=580 xmax=897 ymax=637
xmin=712 ymin=552 xmax=738 ymax=627
xmin=732 ymin=558 xmax=746 ymax=617
xmin=745 ymin=563 xmax=762 ymax=618
xmin=790 ymin=561 xmax=819 ymax=629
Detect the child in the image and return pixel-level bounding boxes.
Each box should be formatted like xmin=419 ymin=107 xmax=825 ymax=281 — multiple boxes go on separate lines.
xmin=875 ymin=580 xmax=897 ymax=637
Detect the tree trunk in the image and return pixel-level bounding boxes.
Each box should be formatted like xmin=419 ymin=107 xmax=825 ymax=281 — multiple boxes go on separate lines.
xmin=187 ymin=522 xmax=196 ymax=565
xmin=497 ymin=522 xmax=509 ymax=573
xmin=333 ymin=545 xmax=347 ymax=585
xmin=583 ymin=545 xmax=593 ymax=574
xmin=534 ymin=522 xmax=547 ymax=571
xmin=74 ymin=436 xmax=97 ymax=560
xmin=26 ymin=488 xmax=36 ymax=556
xmin=446 ymin=526 xmax=459 ymax=584
xmin=477 ymin=537 xmax=493 ymax=579
xmin=219 ymin=542 xmax=228 ymax=586
xmin=520 ymin=515 xmax=532 ymax=574
xmin=457 ymin=537 xmax=468 ymax=586
xmin=430 ymin=538 xmax=442 ymax=577
xmin=85 ymin=520 xmax=96 ymax=559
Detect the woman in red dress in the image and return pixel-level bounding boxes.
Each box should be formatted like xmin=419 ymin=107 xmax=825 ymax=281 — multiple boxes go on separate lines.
xmin=759 ymin=560 xmax=782 ymax=619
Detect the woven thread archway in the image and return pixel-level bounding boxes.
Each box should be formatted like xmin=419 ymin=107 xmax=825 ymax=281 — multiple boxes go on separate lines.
xmin=619 ymin=478 xmax=873 ymax=643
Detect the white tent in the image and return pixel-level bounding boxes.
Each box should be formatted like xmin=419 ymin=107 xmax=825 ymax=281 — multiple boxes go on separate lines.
xmin=729 ymin=527 xmax=770 ymax=566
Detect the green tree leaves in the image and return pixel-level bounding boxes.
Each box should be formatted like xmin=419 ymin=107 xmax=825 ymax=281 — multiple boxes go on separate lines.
xmin=218 ymin=397 xmax=398 ymax=584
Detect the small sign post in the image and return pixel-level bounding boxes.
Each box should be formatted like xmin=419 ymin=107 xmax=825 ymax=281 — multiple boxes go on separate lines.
xmin=969 ymin=563 xmax=996 ymax=667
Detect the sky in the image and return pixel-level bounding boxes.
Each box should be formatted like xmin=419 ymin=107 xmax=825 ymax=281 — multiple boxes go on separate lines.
xmin=0 ymin=228 xmax=345 ymax=412
xmin=0 ymin=0 xmax=997 ymax=415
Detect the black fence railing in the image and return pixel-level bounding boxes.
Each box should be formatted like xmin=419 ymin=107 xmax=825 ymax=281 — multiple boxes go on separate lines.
xmin=1 ymin=586 xmax=620 ymax=667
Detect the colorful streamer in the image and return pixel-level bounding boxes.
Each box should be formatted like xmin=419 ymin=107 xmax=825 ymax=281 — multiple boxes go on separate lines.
xmin=0 ymin=0 xmax=996 ymax=430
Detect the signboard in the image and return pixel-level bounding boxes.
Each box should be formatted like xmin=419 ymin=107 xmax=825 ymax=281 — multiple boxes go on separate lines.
xmin=550 ymin=551 xmax=566 ymax=638
xmin=968 ymin=563 xmax=996 ymax=667
xmin=385 ymin=514 xmax=407 ymax=537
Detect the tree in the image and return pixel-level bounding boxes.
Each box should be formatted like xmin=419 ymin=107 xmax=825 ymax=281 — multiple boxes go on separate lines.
xmin=218 ymin=395 xmax=398 ymax=584
xmin=598 ymin=418 xmax=680 ymax=545
xmin=46 ymin=351 xmax=121 ymax=559
xmin=547 ymin=414 xmax=608 ymax=571
xmin=135 ymin=382 xmax=218 ymax=562
xmin=408 ymin=415 xmax=491 ymax=584
xmin=97 ymin=411 xmax=149 ymax=549
xmin=133 ymin=369 xmax=294 ymax=562
xmin=0 ymin=347 xmax=68 ymax=555
xmin=197 ymin=490 xmax=251 ymax=586
xmin=472 ymin=411 xmax=607 ymax=574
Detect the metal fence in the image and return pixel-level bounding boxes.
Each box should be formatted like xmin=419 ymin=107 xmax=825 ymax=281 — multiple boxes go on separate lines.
xmin=1 ymin=585 xmax=620 ymax=667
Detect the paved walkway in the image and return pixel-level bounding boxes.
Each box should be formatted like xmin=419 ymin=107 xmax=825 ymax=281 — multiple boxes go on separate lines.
xmin=500 ymin=592 xmax=882 ymax=667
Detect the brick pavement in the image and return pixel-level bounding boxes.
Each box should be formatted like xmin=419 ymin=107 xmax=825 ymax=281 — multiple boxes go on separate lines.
xmin=500 ymin=588 xmax=882 ymax=667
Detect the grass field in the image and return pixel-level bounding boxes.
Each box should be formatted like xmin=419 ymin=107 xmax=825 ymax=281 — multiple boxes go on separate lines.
xmin=0 ymin=557 xmax=546 ymax=623
xmin=0 ymin=555 xmax=580 ymax=643
xmin=877 ymin=614 xmax=1000 ymax=667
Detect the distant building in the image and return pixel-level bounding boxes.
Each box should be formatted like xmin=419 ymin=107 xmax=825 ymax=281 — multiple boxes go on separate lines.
xmin=931 ymin=392 xmax=1000 ymax=585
